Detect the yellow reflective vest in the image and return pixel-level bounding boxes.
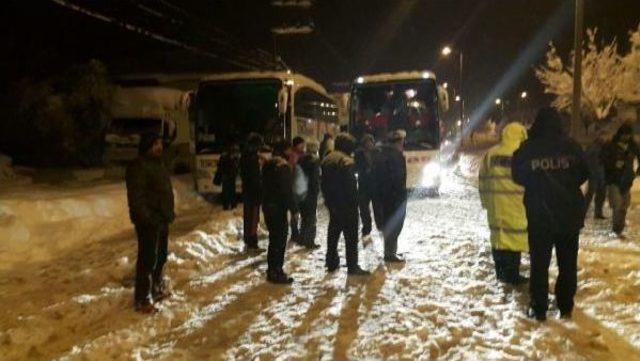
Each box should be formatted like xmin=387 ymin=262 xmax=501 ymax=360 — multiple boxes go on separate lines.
xmin=479 ymin=122 xmax=528 ymax=252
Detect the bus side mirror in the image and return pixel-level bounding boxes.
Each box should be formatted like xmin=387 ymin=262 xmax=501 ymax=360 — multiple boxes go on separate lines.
xmin=278 ymin=87 xmax=289 ymax=116
xmin=438 ymin=86 xmax=450 ymax=114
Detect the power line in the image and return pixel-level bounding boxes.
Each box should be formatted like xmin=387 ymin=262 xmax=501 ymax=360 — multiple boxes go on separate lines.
xmin=49 ymin=0 xmax=261 ymax=70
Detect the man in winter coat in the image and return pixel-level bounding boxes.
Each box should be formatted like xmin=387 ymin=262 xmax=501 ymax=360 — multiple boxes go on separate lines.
xmin=240 ymin=133 xmax=264 ymax=251
xmin=354 ymin=133 xmax=377 ymax=240
xmin=217 ymin=143 xmax=240 ymax=210
xmin=297 ymin=140 xmax=321 ymax=249
xmin=479 ymin=122 xmax=528 ymax=285
xmin=584 ymin=131 xmax=608 ymax=219
xmin=126 ymin=133 xmax=175 ymax=313
xmin=262 ymin=140 xmax=296 ymax=284
xmin=321 ymin=133 xmax=370 ymax=275
xmin=601 ymin=123 xmax=639 ymax=236
xmin=512 ymin=107 xmax=589 ymax=321
xmin=373 ymin=130 xmax=407 ymax=263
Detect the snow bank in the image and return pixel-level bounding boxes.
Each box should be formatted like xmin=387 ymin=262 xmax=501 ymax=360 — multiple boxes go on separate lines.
xmin=0 ymin=175 xmax=209 ymax=271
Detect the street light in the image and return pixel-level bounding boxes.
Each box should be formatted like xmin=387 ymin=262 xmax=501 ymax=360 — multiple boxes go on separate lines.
xmin=443 ymin=82 xmax=448 ymax=89
xmin=520 ymin=91 xmax=528 ymax=99
xmin=455 ymin=95 xmax=461 ymax=102
xmin=441 ymin=45 xmax=464 ymax=126
xmin=441 ymin=46 xmax=452 ymax=56
xmin=495 ymin=98 xmax=502 ymax=105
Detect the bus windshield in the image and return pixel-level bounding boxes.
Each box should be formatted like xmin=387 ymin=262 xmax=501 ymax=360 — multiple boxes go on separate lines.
xmin=350 ymin=79 xmax=439 ymax=150
xmin=195 ymin=79 xmax=282 ymax=153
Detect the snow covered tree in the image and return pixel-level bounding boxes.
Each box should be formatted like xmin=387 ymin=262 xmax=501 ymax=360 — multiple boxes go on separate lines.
xmin=619 ymin=25 xmax=640 ymax=105
xmin=536 ymin=29 xmax=624 ymax=128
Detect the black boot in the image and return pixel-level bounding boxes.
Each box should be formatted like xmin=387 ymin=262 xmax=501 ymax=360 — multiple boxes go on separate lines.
xmin=347 ymin=266 xmax=370 ymax=276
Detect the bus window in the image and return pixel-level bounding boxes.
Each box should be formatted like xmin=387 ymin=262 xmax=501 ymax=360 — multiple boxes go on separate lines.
xmin=195 ymin=79 xmax=283 ymax=153
xmin=351 ymin=79 xmax=439 ymax=150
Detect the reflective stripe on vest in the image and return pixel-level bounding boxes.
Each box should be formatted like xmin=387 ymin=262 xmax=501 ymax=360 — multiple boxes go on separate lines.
xmin=489 ymin=226 xmax=527 ymax=234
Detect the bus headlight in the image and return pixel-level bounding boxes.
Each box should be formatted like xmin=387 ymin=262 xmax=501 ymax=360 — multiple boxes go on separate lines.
xmin=421 ymin=162 xmax=441 ymax=188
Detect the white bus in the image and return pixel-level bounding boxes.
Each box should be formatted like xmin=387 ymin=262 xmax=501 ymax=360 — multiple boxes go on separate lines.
xmin=349 ymin=71 xmax=449 ymax=192
xmin=104 ymin=85 xmax=192 ymax=173
xmin=190 ymin=71 xmax=340 ymax=195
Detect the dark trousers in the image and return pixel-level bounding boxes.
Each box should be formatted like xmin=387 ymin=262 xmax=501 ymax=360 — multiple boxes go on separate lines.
xmin=299 ymin=194 xmax=318 ymax=245
xmin=381 ymin=200 xmax=406 ymax=257
xmin=263 ymin=203 xmax=288 ymax=275
xmin=529 ymin=228 xmax=579 ymax=315
xmin=358 ymin=190 xmax=373 ymax=236
xmin=608 ymin=185 xmax=631 ymax=234
xmin=243 ymin=198 xmax=260 ymax=247
xmin=585 ymin=176 xmax=606 ymax=217
xmin=290 ymin=210 xmax=301 ymax=243
xmin=491 ymin=248 xmax=521 ymax=283
xmin=326 ymin=207 xmax=359 ymax=270
xmin=134 ymin=222 xmax=169 ymax=304
xmin=221 ymin=178 xmax=237 ymax=209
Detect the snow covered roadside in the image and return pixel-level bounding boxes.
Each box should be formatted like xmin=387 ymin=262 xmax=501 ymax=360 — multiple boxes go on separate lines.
xmin=0 ymin=175 xmax=209 ymax=271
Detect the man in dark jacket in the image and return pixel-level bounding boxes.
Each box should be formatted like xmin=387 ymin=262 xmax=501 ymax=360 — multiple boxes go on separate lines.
xmin=262 ymin=140 xmax=296 ymax=284
xmin=126 ymin=133 xmax=175 ymax=313
xmin=217 ymin=143 xmax=240 ymax=210
xmin=584 ymin=131 xmax=608 ymax=219
xmin=297 ymin=140 xmax=321 ymax=249
xmin=321 ymin=133 xmax=370 ymax=275
xmin=354 ymin=134 xmax=377 ymax=240
xmin=240 ymin=133 xmax=264 ymax=251
xmin=601 ymin=123 xmax=639 ymax=236
xmin=373 ymin=130 xmax=408 ymax=263
xmin=512 ymin=107 xmax=589 ymax=321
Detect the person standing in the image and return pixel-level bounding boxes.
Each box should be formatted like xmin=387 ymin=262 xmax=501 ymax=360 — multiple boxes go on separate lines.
xmin=321 ymin=133 xmax=370 ymax=275
xmin=319 ymin=133 xmax=334 ymax=160
xmin=512 ymin=107 xmax=589 ymax=321
xmin=354 ymin=134 xmax=377 ymax=241
xmin=287 ymin=136 xmax=306 ymax=244
xmin=602 ymin=123 xmax=639 ymax=237
xmin=297 ymin=140 xmax=321 ymax=249
xmin=262 ymin=140 xmax=296 ymax=284
xmin=373 ymin=130 xmax=407 ymax=263
xmin=479 ymin=122 xmax=529 ymax=285
xmin=240 ymin=133 xmax=264 ymax=251
xmin=126 ymin=133 xmax=175 ymax=313
xmin=217 ymin=143 xmax=240 ymax=210
xmin=584 ymin=131 xmax=608 ymax=219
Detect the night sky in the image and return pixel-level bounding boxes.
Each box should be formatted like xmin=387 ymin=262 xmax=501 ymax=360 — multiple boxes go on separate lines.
xmin=3 ymin=0 xmax=640 ymax=114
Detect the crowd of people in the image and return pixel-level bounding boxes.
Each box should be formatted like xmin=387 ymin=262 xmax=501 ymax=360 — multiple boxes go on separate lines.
xmin=479 ymin=107 xmax=639 ymax=321
xmin=124 ymin=106 xmax=638 ymax=320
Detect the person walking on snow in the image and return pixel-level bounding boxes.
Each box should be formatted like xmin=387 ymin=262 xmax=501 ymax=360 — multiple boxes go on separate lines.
xmin=512 ymin=107 xmax=589 ymax=321
xmin=373 ymin=130 xmax=408 ymax=263
xmin=287 ymin=136 xmax=306 ymax=244
xmin=262 ymin=140 xmax=297 ymax=284
xmin=321 ymin=133 xmax=370 ymax=275
xmin=297 ymin=140 xmax=321 ymax=249
xmin=216 ymin=142 xmax=240 ymax=210
xmin=354 ymin=133 xmax=378 ymax=242
xmin=126 ymin=133 xmax=175 ymax=313
xmin=240 ymin=133 xmax=264 ymax=252
xmin=479 ymin=122 xmax=529 ymax=285
xmin=584 ymin=131 xmax=608 ymax=219
xmin=601 ymin=123 xmax=640 ymax=237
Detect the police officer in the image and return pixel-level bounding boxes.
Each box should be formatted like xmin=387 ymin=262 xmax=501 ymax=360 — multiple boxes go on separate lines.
xmin=240 ymin=133 xmax=264 ymax=251
xmin=126 ymin=133 xmax=175 ymax=313
xmin=297 ymin=140 xmax=321 ymax=249
xmin=262 ymin=140 xmax=296 ymax=284
xmin=373 ymin=130 xmax=407 ymax=263
xmin=512 ymin=107 xmax=589 ymax=321
xmin=601 ymin=123 xmax=639 ymax=237
xmin=354 ymin=133 xmax=377 ymax=240
xmin=479 ymin=122 xmax=528 ymax=285
xmin=584 ymin=131 xmax=608 ymax=219
xmin=321 ymin=133 xmax=370 ymax=275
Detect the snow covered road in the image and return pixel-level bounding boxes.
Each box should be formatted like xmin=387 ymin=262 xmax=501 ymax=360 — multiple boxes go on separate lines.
xmin=1 ymin=159 xmax=640 ymax=360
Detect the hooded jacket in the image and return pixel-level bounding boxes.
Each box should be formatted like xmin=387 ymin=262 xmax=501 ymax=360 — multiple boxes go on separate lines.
xmin=601 ymin=124 xmax=639 ymax=193
xmin=321 ymin=134 xmax=358 ymax=211
xmin=479 ymin=122 xmax=528 ymax=252
xmin=512 ymin=108 xmax=589 ymax=233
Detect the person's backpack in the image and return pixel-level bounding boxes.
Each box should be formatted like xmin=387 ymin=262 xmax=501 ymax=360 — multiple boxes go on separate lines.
xmin=293 ymin=163 xmax=309 ymax=202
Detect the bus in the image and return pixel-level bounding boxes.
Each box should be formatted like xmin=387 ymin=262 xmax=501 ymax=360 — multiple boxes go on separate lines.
xmin=348 ymin=71 xmax=449 ymax=192
xmin=190 ymin=71 xmax=340 ymax=195
xmin=104 ymin=85 xmax=191 ymax=173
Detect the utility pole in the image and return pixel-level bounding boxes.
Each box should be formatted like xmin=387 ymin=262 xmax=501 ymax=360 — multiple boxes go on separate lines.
xmin=571 ymin=0 xmax=584 ymax=139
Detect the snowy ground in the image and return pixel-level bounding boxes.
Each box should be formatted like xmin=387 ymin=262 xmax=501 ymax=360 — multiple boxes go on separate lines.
xmin=1 ymin=156 xmax=639 ymax=360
